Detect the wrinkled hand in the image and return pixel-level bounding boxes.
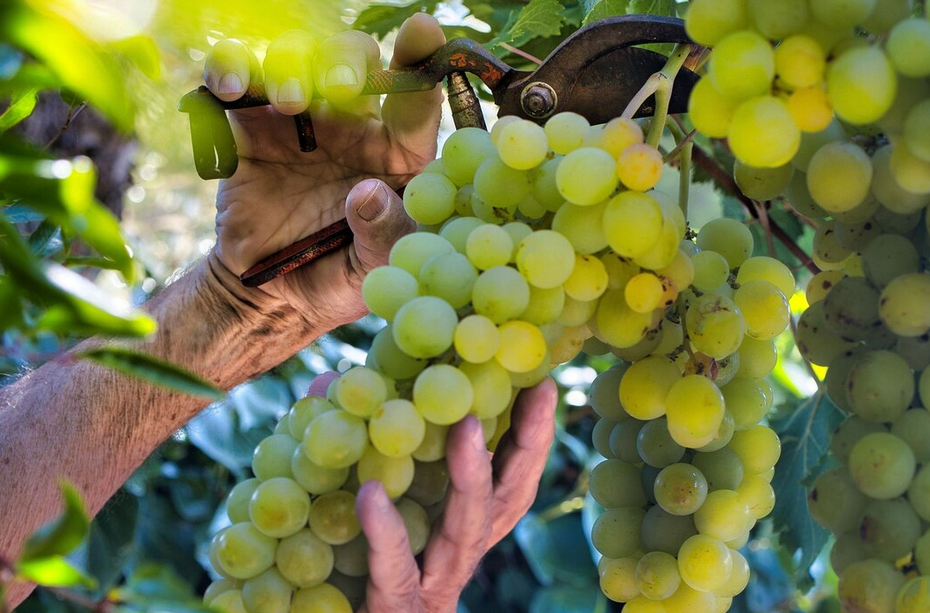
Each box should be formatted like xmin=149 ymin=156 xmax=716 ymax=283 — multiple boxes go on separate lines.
xmin=202 ymin=15 xmax=445 ymax=327
xmin=308 ymin=374 xmax=559 ymax=613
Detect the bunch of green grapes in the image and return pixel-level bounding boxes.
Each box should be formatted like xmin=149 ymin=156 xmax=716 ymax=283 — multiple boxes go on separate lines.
xmin=685 ymin=0 xmax=930 ymax=186
xmin=590 ymin=227 xmax=789 ymax=612
xmin=201 ymin=382 xmax=442 ymax=613
xmin=202 ymin=106 xmax=791 ymax=612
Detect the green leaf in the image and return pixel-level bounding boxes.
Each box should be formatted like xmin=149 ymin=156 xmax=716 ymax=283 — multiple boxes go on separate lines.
xmin=21 ymin=482 xmax=89 ymax=560
xmin=108 ymin=35 xmax=162 ymax=80
xmin=16 ymin=555 xmax=97 ymax=589
xmin=489 ymin=0 xmax=566 ymax=48
xmin=0 ymin=154 xmax=134 ymax=278
xmin=529 ymin=585 xmax=603 ymax=613
xmin=582 ymin=0 xmax=629 ymax=25
xmin=0 ymin=3 xmax=134 ymax=131
xmin=771 ymin=393 xmax=844 ymax=585
xmin=0 ymin=88 xmax=37 ymax=133
xmin=76 ymin=347 xmax=225 ymax=400
xmin=28 ymin=220 xmax=63 ymax=257
xmin=513 ymin=512 xmax=598 ymax=586
xmin=353 ymin=1 xmax=439 ymax=38
xmin=83 ymin=490 xmax=139 ymax=593
xmin=628 ymin=0 xmax=675 ymax=16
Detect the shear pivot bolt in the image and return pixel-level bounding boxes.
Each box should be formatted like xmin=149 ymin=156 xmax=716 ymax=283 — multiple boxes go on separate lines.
xmin=521 ymin=82 xmax=557 ymax=119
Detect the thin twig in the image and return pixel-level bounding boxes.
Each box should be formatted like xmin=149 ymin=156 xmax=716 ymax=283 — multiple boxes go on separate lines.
xmin=662 ymin=128 xmax=697 ymax=164
xmin=44 ymin=102 xmax=87 ymax=151
xmin=691 ymin=146 xmax=820 ymax=275
xmin=752 ymin=200 xmax=777 ymax=258
xmin=499 ymin=43 xmax=543 ymax=66
xmin=44 ymin=587 xmax=116 ymax=613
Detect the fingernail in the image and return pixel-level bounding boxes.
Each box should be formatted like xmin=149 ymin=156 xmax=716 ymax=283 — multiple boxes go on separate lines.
xmin=276 ymin=78 xmax=305 ymax=104
xmin=217 ymin=73 xmax=243 ymax=95
xmin=466 ymin=415 xmax=485 ymax=451
xmin=326 ymin=64 xmax=358 ymax=89
xmin=357 ymin=182 xmax=388 ymax=222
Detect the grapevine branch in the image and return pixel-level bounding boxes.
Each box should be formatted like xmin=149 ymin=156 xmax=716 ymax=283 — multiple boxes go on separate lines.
xmin=690 ymin=146 xmax=819 ymax=275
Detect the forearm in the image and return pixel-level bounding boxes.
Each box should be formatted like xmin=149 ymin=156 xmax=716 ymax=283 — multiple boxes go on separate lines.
xmin=0 ymin=255 xmax=322 ymax=606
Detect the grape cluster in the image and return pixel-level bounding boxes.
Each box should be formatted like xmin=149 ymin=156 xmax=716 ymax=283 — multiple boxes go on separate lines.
xmin=683 ymin=1 xmax=930 ymax=610
xmin=686 ymin=0 xmax=930 ymax=175
xmin=589 ymin=242 xmax=789 ymax=612
xmin=201 ymin=108 xmax=792 ymax=612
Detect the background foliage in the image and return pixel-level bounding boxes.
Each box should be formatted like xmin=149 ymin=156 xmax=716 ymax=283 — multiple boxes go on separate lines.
xmin=0 ymin=0 xmax=839 ymax=611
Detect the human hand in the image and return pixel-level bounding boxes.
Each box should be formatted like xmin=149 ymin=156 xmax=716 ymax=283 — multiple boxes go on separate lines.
xmin=351 ymin=379 xmax=559 ymax=613
xmin=201 ymin=15 xmax=445 ymax=329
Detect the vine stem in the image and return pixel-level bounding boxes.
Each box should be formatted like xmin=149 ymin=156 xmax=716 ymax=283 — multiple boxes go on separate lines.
xmin=621 ymin=43 xmax=692 ymax=148
xmin=690 ymin=146 xmax=820 ymax=275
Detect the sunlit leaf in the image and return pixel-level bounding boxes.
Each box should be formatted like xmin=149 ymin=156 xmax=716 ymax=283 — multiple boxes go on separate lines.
xmin=0 ymin=87 xmax=37 ymax=133
xmin=21 ymin=482 xmax=88 ymax=560
xmin=77 ymin=346 xmax=225 ymax=400
xmin=0 ymin=154 xmax=133 ymax=277
xmin=0 ymin=2 xmax=133 ymax=131
xmin=353 ymin=1 xmax=439 ymax=38
xmin=108 ymin=35 xmax=162 ymax=80
xmin=582 ymin=0 xmax=629 ymax=25
xmin=488 ymin=0 xmax=565 ymax=48
xmin=16 ymin=555 xmax=97 ymax=589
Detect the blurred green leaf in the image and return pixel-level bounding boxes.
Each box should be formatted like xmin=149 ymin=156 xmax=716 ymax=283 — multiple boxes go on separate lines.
xmin=83 ymin=490 xmax=139 ymax=593
xmin=114 ymin=563 xmax=210 ymax=611
xmin=0 ymin=87 xmax=37 ymax=133
xmin=108 ymin=35 xmax=162 ymax=80
xmin=353 ymin=1 xmax=439 ymax=38
xmin=529 ymin=585 xmax=602 ymax=613
xmin=513 ymin=512 xmax=598 ymax=587
xmin=771 ymin=393 xmax=843 ymax=586
xmin=0 ymin=2 xmax=133 ymax=131
xmin=16 ymin=555 xmax=97 ymax=590
xmin=0 ymin=154 xmax=133 ymax=277
xmin=582 ymin=0 xmax=629 ymax=25
xmin=2 ymin=203 xmax=43 ymax=222
xmin=628 ymin=0 xmax=675 ymax=15
xmin=77 ymin=346 xmax=224 ymax=400
xmin=35 ymin=263 xmax=156 ymax=337
xmin=21 ymin=482 xmax=88 ymax=561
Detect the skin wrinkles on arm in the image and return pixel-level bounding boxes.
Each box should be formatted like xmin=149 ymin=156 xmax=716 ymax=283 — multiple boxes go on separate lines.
xmin=0 ymin=255 xmax=323 ymax=607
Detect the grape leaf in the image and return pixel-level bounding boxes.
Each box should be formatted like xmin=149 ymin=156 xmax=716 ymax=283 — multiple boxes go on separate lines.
xmin=582 ymin=0 xmax=629 ymax=25
xmin=353 ymin=1 xmax=439 ymax=38
xmin=16 ymin=556 xmax=97 ymax=589
xmin=76 ymin=346 xmax=224 ymax=401
xmin=21 ymin=482 xmax=88 ymax=560
xmin=628 ymin=0 xmax=675 ymax=16
xmin=489 ymin=0 xmax=566 ymax=48
xmin=0 ymin=87 xmax=37 ymax=133
xmin=770 ymin=392 xmax=844 ymax=586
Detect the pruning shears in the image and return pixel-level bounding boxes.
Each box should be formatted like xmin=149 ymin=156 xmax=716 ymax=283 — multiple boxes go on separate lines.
xmin=178 ymin=14 xmax=702 ymax=288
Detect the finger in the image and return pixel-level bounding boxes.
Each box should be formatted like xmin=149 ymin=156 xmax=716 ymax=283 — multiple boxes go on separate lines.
xmin=345 ymin=179 xmax=416 ymax=274
xmin=313 ymin=30 xmax=380 ymax=106
xmin=382 ymin=14 xmax=446 ymax=157
xmin=204 ymin=39 xmax=262 ymax=102
xmin=356 ymin=481 xmax=421 ymax=611
xmin=263 ymin=30 xmax=317 ymax=115
xmin=420 ymin=416 xmax=493 ymax=602
xmin=307 ymin=371 xmax=340 ymax=397
xmin=488 ymin=378 xmax=558 ymax=546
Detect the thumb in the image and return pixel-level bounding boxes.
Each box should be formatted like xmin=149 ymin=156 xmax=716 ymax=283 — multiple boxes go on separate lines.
xmin=346 ymin=179 xmax=415 ymax=274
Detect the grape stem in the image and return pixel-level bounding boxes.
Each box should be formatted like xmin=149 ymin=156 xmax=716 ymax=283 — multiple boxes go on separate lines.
xmin=499 ymin=43 xmax=543 ymax=66
xmin=621 ymin=43 xmax=692 ymax=148
xmin=690 ymin=146 xmax=820 ymax=275
xmin=664 ymin=121 xmax=696 ymax=219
